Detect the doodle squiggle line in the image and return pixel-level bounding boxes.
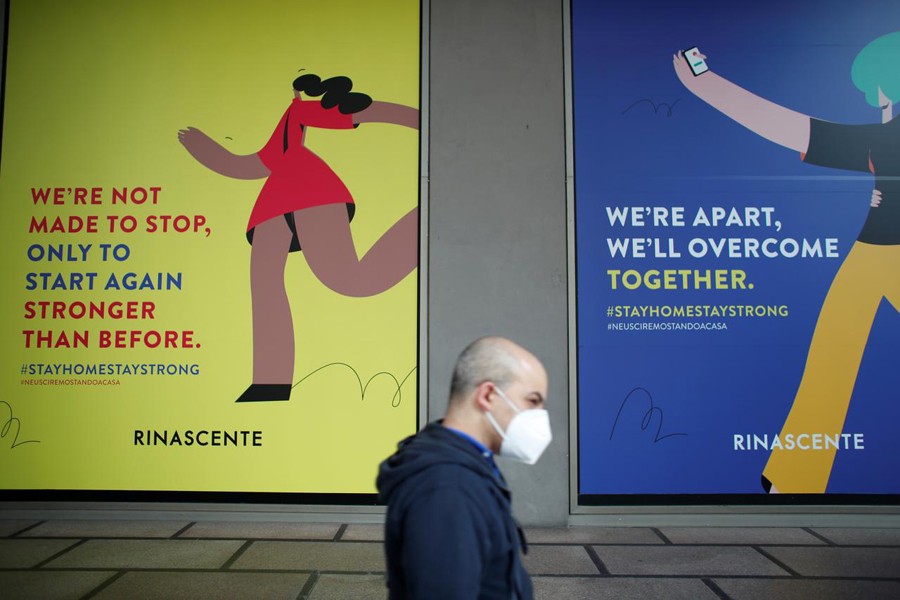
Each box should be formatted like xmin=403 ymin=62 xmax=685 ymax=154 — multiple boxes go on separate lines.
xmin=622 ymin=97 xmax=682 ymax=117
xmin=1 ymin=400 xmax=40 ymax=449
xmin=292 ymin=363 xmax=417 ymax=408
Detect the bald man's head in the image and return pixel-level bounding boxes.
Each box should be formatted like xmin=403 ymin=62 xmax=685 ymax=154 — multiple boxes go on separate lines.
xmin=448 ymin=336 xmax=543 ymax=406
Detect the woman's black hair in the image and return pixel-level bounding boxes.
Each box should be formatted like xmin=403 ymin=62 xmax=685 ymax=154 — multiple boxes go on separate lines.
xmin=292 ymin=74 xmax=372 ymax=114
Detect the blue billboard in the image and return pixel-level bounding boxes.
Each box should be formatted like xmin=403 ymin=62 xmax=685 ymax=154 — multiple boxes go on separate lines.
xmin=573 ymin=0 xmax=900 ymax=499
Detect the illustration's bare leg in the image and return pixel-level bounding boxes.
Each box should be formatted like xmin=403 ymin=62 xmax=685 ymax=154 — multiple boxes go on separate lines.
xmin=236 ymin=216 xmax=294 ymax=402
xmin=295 ymin=203 xmax=419 ymax=297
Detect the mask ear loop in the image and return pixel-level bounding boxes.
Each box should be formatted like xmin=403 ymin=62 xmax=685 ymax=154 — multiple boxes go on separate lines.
xmin=485 ymin=385 xmax=517 ymax=440
xmin=485 ymin=410 xmax=507 ymax=441
xmin=493 ymin=386 xmax=521 ymax=414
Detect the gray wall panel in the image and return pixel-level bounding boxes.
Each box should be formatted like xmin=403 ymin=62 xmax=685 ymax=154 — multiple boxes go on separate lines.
xmin=428 ymin=0 xmax=569 ymax=525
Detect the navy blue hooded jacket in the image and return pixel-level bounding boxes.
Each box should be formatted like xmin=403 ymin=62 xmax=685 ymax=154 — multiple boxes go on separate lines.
xmin=377 ymin=422 xmax=533 ymax=599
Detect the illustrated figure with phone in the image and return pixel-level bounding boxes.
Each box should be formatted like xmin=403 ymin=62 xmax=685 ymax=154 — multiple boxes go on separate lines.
xmin=179 ymin=73 xmax=419 ymax=402
xmin=674 ymin=33 xmax=900 ymax=493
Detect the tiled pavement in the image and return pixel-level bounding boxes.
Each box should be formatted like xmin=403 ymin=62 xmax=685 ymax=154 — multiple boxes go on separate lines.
xmin=1 ymin=517 xmax=899 ymax=599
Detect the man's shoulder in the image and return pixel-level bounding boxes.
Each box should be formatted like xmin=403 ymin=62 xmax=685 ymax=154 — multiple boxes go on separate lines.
xmin=377 ymin=422 xmax=498 ymax=507
xmin=402 ymin=456 xmax=490 ymax=488
xmin=389 ymin=457 xmax=496 ymax=510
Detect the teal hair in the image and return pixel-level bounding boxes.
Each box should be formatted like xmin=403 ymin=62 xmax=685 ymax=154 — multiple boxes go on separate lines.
xmin=851 ymin=31 xmax=900 ymax=107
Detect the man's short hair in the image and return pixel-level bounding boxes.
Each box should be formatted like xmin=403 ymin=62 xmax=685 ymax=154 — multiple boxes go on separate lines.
xmin=448 ymin=336 xmax=523 ymax=402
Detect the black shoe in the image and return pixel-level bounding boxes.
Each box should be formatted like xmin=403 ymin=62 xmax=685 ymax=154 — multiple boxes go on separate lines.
xmin=236 ymin=384 xmax=292 ymax=402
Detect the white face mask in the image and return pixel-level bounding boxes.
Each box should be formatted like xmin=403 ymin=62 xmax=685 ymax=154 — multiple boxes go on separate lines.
xmin=485 ymin=386 xmax=552 ymax=465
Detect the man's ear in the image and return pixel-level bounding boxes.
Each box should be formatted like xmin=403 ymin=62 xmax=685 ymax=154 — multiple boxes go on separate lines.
xmin=472 ymin=381 xmax=495 ymax=413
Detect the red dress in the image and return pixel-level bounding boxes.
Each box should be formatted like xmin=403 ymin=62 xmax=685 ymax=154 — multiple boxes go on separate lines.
xmin=247 ymin=98 xmax=355 ymax=231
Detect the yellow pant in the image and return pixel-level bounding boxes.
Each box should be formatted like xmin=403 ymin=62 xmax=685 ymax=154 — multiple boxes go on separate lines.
xmin=763 ymin=242 xmax=900 ymax=493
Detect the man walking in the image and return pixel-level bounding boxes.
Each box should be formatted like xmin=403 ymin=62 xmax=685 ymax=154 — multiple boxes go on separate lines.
xmin=377 ymin=336 xmax=551 ymax=599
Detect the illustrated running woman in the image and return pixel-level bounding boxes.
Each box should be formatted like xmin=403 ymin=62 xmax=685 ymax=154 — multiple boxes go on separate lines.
xmin=179 ymin=73 xmax=419 ymax=402
xmin=674 ymin=32 xmax=900 ymax=493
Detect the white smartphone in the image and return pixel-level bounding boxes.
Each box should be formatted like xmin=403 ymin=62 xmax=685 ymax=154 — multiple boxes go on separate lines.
xmin=683 ymin=47 xmax=709 ymax=76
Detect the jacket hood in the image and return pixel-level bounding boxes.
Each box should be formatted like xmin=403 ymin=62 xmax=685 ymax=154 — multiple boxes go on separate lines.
xmin=376 ymin=421 xmax=499 ymax=503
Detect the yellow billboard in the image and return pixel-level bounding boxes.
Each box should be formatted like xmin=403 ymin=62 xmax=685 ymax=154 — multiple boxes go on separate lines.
xmin=1 ymin=0 xmax=420 ymax=495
